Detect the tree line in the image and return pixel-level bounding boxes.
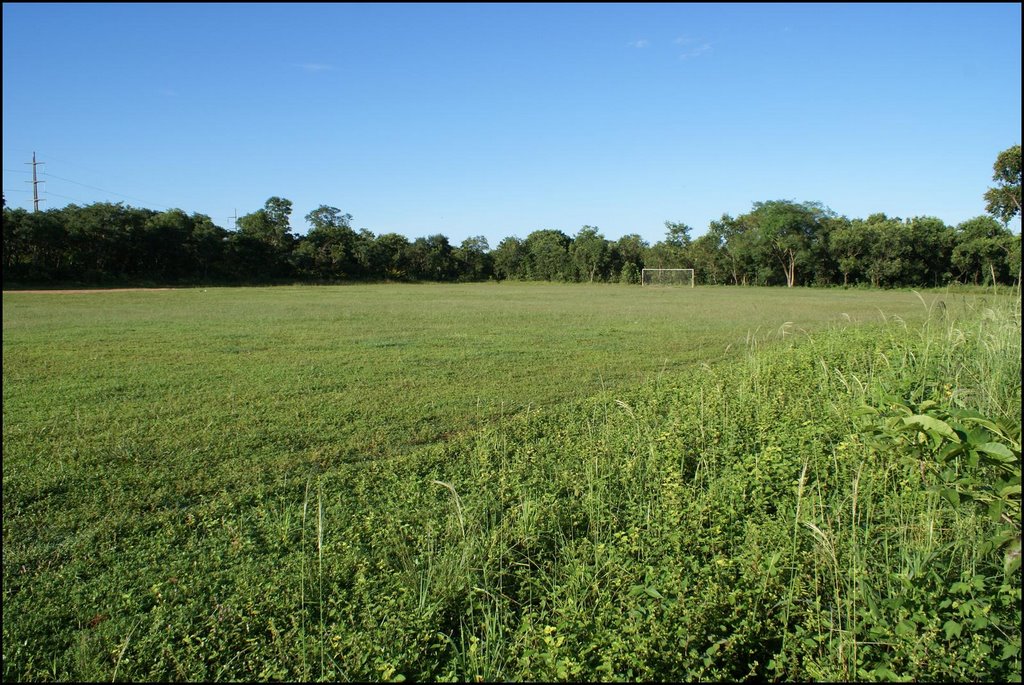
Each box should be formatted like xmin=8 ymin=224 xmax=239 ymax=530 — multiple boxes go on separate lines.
xmin=3 ymin=145 xmax=1020 ymax=288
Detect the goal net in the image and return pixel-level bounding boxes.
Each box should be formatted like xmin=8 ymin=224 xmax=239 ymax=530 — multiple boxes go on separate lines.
xmin=641 ymin=268 xmax=694 ymax=287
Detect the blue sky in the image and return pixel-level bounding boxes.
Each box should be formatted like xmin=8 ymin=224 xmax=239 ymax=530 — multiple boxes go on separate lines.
xmin=3 ymin=3 xmax=1021 ymax=247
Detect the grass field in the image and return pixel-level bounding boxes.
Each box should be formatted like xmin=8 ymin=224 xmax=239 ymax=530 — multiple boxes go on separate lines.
xmin=2 ymin=283 xmax=1020 ymax=681
xmin=1 ymin=283 xmax=942 ymax=463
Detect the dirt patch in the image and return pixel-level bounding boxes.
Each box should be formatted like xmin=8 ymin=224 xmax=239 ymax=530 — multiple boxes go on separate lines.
xmin=3 ymin=288 xmax=178 ymax=294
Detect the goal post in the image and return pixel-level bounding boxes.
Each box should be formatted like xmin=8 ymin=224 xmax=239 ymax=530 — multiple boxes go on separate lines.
xmin=641 ymin=268 xmax=694 ymax=287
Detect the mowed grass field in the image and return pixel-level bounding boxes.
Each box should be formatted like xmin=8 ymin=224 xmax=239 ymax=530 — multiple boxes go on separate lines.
xmin=3 ymin=283 xmax=1019 ymax=682
xmin=3 ymin=283 xmax=937 ymax=465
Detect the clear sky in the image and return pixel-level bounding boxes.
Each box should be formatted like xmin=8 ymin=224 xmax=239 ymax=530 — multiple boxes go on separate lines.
xmin=3 ymin=3 xmax=1021 ymax=247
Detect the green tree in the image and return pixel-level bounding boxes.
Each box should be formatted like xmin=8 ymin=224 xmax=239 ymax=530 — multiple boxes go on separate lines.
xmin=952 ymin=215 xmax=1014 ymax=285
xmin=492 ymin=236 xmax=528 ymax=280
xmin=688 ymin=232 xmax=723 ymax=284
xmin=454 ymin=235 xmax=492 ymax=281
xmin=305 ymin=205 xmax=353 ymax=233
xmin=525 ymin=229 xmax=572 ymax=281
xmin=984 ymin=144 xmax=1021 ymax=224
xmin=2 ymin=207 xmax=68 ymax=281
xmin=708 ymin=214 xmax=760 ymax=285
xmin=407 ymin=234 xmax=456 ymax=281
xmin=60 ymin=202 xmax=154 ymax=280
xmin=1009 ymin=234 xmax=1022 ymax=283
xmin=663 ymin=220 xmax=692 ymax=251
xmin=233 ymin=197 xmax=295 ymax=280
xmin=748 ymin=200 xmax=826 ymax=288
xmin=186 ymin=213 xmax=228 ymax=281
xmin=139 ymin=209 xmax=193 ymax=281
xmin=2 ymin=206 xmax=30 ymax=275
xmin=570 ymin=225 xmax=609 ymax=282
xmin=236 ymin=196 xmax=294 ymax=250
xmin=295 ymin=205 xmax=357 ymax=280
xmin=611 ymin=233 xmax=648 ymax=283
xmin=352 ymin=228 xmax=381 ymax=277
xmin=830 ymin=217 xmax=872 ymax=286
xmin=619 ymin=262 xmax=640 ymax=284
xmin=645 ymin=221 xmax=694 ymax=271
xmin=860 ymin=214 xmax=909 ymax=288
xmin=806 ymin=215 xmax=843 ymax=286
xmin=375 ymin=233 xmax=412 ymax=280
xmin=903 ymin=216 xmax=954 ymax=287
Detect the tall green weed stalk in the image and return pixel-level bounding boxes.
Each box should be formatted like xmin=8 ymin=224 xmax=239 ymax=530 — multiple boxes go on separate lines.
xmin=782 ymin=294 xmax=1022 ymax=681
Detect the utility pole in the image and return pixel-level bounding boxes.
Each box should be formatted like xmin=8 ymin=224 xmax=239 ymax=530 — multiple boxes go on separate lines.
xmin=25 ymin=152 xmax=45 ymax=212
xmin=229 ymin=209 xmax=238 ymax=230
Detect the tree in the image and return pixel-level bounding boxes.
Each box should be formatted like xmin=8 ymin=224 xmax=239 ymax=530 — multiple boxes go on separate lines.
xmin=233 ymin=197 xmax=295 ymax=280
xmin=806 ymin=215 xmax=843 ymax=286
xmin=2 ymin=207 xmax=30 ymax=274
xmin=296 ymin=205 xmax=357 ymax=280
xmin=645 ymin=221 xmax=693 ymax=272
xmin=860 ymin=214 xmax=909 ymax=288
xmin=619 ymin=262 xmax=640 ymax=284
xmin=186 ymin=213 xmax=228 ymax=281
xmin=236 ymin=197 xmax=294 ymax=250
xmin=492 ymin=237 xmax=528 ymax=280
xmin=570 ymin=225 xmax=609 ymax=282
xmin=454 ymin=236 xmax=492 ymax=281
xmin=952 ymin=215 xmax=1014 ymax=285
xmin=689 ymin=232 xmax=725 ymax=284
xmin=1009 ymin=234 xmax=1022 ymax=283
xmin=375 ymin=233 xmax=412 ymax=280
xmin=748 ymin=200 xmax=826 ymax=288
xmin=903 ymin=216 xmax=954 ymax=287
xmin=708 ymin=214 xmax=760 ymax=285
xmin=829 ymin=217 xmax=870 ymax=286
xmin=611 ymin=233 xmax=648 ymax=282
xmin=140 ymin=209 xmax=193 ymax=280
xmin=984 ymin=144 xmax=1021 ymax=224
xmin=663 ymin=221 xmax=692 ymax=248
xmin=59 ymin=202 xmax=154 ymax=280
xmin=305 ymin=205 xmax=352 ymax=233
xmin=407 ymin=234 xmax=456 ymax=281
xmin=525 ymin=229 xmax=572 ymax=281
xmin=264 ymin=197 xmax=294 ymax=237
xmin=352 ymin=228 xmax=381 ymax=277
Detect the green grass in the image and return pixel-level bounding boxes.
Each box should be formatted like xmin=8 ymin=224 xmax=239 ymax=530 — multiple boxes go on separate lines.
xmin=1 ymin=283 xmax=944 ymax=461
xmin=2 ymin=283 xmax=1019 ymax=681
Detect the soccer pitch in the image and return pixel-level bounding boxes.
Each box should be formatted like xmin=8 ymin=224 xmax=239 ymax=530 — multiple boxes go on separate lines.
xmin=3 ymin=283 xmax=937 ymax=464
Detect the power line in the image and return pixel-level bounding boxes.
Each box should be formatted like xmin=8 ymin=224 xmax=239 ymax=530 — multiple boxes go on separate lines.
xmin=8 ymin=149 xmax=110 ymax=177
xmin=12 ymin=151 xmax=199 ymax=213
xmin=7 ymin=153 xmax=183 ymax=213
xmin=10 ymin=152 xmax=226 ymax=218
xmin=41 ymin=171 xmax=170 ymax=209
xmin=30 ymin=151 xmax=111 ymax=177
xmin=46 ymin=191 xmax=91 ymax=204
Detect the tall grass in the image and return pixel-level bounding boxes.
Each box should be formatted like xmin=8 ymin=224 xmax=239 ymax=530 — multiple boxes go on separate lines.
xmin=424 ymin=292 xmax=1021 ymax=681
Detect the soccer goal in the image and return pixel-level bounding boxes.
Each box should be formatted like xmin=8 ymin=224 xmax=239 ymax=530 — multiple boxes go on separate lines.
xmin=641 ymin=268 xmax=694 ymax=287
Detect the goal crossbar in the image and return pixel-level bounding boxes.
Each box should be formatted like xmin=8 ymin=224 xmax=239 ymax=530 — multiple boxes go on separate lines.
xmin=641 ymin=268 xmax=694 ymax=287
